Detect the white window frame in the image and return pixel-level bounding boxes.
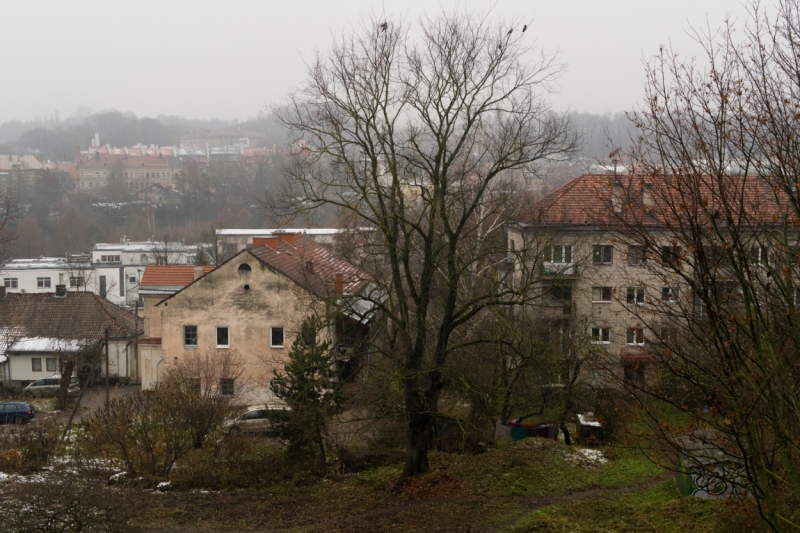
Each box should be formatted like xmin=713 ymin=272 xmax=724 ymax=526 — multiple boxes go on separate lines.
xmin=661 ymin=286 xmax=680 ymax=302
xmin=215 ymin=326 xmax=230 ymax=348
xmin=4 ymin=278 xmax=18 ymax=288
xmin=591 ymin=286 xmax=612 ymax=302
xmin=270 ymin=326 xmax=285 ymax=348
xmin=544 ymin=244 xmax=572 ymax=264
xmin=592 ymin=245 xmax=613 ymax=265
xmin=37 ymin=277 xmax=51 ymax=288
xmin=626 ymin=286 xmax=646 ymax=306
xmin=626 ymin=327 xmax=645 ymax=346
xmin=591 ymin=327 xmax=611 ymax=344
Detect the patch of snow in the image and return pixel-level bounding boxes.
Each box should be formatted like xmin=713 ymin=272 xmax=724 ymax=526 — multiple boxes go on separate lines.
xmin=109 ymin=472 xmax=127 ymax=483
xmin=157 ymin=481 xmax=171 ymax=491
xmin=577 ymin=413 xmax=602 ymax=427
xmin=578 ymin=448 xmax=608 ymax=464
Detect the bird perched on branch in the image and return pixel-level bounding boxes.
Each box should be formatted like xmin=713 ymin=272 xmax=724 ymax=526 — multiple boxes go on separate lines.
xmin=507 ymin=28 xmax=513 ymax=35
xmin=380 ymin=22 xmax=388 ymax=32
xmin=522 ymin=24 xmax=528 ymax=33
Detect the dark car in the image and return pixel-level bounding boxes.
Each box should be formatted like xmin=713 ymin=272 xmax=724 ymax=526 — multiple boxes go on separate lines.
xmin=0 ymin=401 xmax=36 ymax=424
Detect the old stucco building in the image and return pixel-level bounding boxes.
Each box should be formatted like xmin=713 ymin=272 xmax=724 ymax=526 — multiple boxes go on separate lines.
xmin=139 ymin=235 xmax=366 ymax=404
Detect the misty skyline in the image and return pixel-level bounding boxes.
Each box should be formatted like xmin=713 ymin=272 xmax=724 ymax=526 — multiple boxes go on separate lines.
xmin=3 ymin=0 xmax=748 ymax=125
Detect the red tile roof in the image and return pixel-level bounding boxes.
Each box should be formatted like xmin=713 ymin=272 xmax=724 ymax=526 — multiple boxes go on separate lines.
xmin=523 ymin=173 xmax=792 ymax=229
xmin=249 ymin=238 xmax=367 ymax=297
xmin=141 ymin=265 xmax=215 ymax=287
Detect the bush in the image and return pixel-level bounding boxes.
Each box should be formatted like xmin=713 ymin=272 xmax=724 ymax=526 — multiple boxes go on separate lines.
xmin=82 ymin=376 xmax=232 ymax=477
xmin=170 ymin=436 xmax=289 ymax=489
xmin=0 ymin=418 xmax=62 ymax=473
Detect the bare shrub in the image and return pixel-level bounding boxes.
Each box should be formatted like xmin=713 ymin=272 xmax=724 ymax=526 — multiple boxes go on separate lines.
xmin=0 ymin=418 xmax=62 ymax=474
xmin=0 ymin=474 xmax=135 ymax=533
xmin=83 ymin=349 xmax=243 ymax=477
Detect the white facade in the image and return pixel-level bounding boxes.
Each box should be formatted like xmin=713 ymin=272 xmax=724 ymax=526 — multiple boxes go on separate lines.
xmin=0 ymin=257 xmax=96 ymax=295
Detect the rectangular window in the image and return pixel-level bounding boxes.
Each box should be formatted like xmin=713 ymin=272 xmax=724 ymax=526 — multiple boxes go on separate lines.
xmin=626 ymin=287 xmax=645 ymax=305
xmin=219 ymin=378 xmax=235 ymax=396
xmin=184 ymin=325 xmax=198 ymax=347
xmin=591 ymin=327 xmax=611 ymax=344
xmin=694 ymin=294 xmax=707 ymax=319
xmin=660 ymin=244 xmax=682 ymax=267
xmin=591 ymin=286 xmax=612 ymax=302
xmin=626 ymin=327 xmax=645 ymax=346
xmin=750 ymin=245 xmax=768 ymax=264
xmin=4 ymin=278 xmax=18 ymax=288
xmin=69 ymin=277 xmax=84 ymax=288
xmin=129 ymin=276 xmax=136 ymax=283
xmin=661 ymin=287 xmax=680 ymax=302
xmin=627 ymin=246 xmax=646 ymax=266
xmin=543 ymin=245 xmax=572 ymax=264
xmin=37 ymin=277 xmax=51 ymax=288
xmin=623 ymin=361 xmax=645 ymax=387
xmin=271 ymin=327 xmax=285 ymax=348
xmin=659 ymin=326 xmax=677 ymax=345
xmin=46 ymin=358 xmax=57 ymax=372
xmin=592 ymin=245 xmax=613 ymax=265
xmin=216 ymin=326 xmax=230 ymax=348
xmin=546 ymin=285 xmax=572 ymax=303
xmin=32 ymin=358 xmax=42 ymax=372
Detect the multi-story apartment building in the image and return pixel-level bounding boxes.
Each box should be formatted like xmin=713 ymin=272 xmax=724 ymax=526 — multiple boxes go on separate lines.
xmin=0 ymin=155 xmax=46 ymax=196
xmin=76 ymin=145 xmax=181 ymax=192
xmin=509 ymin=173 xmax=788 ymax=387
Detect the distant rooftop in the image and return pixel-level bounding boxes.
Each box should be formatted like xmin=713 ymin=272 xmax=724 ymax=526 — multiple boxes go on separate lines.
xmin=140 ymin=265 xmax=215 ymax=288
xmin=0 ymin=155 xmax=44 ymax=171
xmin=93 ymin=240 xmax=187 ymax=253
xmin=0 ymin=257 xmax=90 ymax=270
xmin=215 ymin=228 xmax=344 ymax=236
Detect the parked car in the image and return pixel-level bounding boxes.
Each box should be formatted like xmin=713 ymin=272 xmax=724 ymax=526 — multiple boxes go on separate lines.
xmin=23 ymin=375 xmax=80 ymax=397
xmin=0 ymin=401 xmax=36 ymax=424
xmin=222 ymin=405 xmax=287 ymax=435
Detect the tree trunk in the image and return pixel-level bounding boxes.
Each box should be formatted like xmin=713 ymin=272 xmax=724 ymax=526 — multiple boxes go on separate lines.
xmin=559 ymin=420 xmax=571 ymax=446
xmin=405 ymin=412 xmax=431 ymax=475
xmin=56 ymin=360 xmax=75 ymax=411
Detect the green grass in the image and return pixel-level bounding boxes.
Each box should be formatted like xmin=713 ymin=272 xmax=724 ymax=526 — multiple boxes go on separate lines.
xmin=505 ymin=478 xmax=763 ymax=533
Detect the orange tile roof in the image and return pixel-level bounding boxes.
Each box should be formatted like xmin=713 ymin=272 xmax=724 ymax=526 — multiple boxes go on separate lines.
xmin=522 ymin=173 xmax=792 ymax=229
xmin=140 ymin=265 xmax=215 ymax=287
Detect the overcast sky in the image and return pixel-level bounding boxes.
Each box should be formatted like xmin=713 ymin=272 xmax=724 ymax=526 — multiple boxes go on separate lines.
xmin=1 ymin=0 xmax=750 ymax=124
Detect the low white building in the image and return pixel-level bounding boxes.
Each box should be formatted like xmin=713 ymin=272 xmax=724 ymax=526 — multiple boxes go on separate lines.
xmin=0 ymin=286 xmax=142 ymax=387
xmin=0 ymin=256 xmax=95 ymax=295
xmin=91 ymin=238 xmax=191 ymax=307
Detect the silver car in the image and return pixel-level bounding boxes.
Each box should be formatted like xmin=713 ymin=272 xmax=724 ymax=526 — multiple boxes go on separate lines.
xmin=222 ymin=405 xmax=287 ymax=435
xmin=24 ymin=375 xmax=80 ymax=397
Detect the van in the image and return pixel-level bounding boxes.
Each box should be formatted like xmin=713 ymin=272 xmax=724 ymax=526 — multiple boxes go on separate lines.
xmin=24 ymin=375 xmax=80 ymax=397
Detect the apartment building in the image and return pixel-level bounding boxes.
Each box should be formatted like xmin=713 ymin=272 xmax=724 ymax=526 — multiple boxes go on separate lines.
xmin=0 ymin=155 xmax=46 ymax=195
xmin=509 ymin=173 xmax=789 ymax=386
xmin=76 ymin=145 xmax=181 ymax=192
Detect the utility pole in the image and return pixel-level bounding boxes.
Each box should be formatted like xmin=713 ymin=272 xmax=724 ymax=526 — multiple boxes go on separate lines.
xmin=105 ymin=327 xmax=110 ymax=407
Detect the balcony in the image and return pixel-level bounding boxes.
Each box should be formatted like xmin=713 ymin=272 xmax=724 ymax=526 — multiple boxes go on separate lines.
xmin=542 ymin=261 xmax=577 ymax=277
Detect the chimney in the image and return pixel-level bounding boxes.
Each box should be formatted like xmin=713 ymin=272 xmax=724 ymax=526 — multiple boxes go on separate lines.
xmin=55 ymin=285 xmax=67 ymax=298
xmin=193 ymin=267 xmax=204 ymax=280
xmin=334 ymin=272 xmax=343 ymax=295
xmin=277 ymin=233 xmax=296 ymax=246
xmin=254 ymin=237 xmax=278 ymax=250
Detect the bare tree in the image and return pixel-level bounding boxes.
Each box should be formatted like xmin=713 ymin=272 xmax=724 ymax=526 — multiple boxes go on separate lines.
xmin=273 ymin=12 xmax=576 ymax=474
xmin=605 ymin=2 xmax=800 ymax=529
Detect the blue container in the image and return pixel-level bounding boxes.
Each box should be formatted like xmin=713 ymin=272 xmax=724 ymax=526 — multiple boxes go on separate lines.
xmin=510 ymin=426 xmax=528 ymax=440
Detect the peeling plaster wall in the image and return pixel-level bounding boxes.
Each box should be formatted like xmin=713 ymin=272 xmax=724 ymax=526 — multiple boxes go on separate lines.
xmin=154 ymin=252 xmax=319 ymax=404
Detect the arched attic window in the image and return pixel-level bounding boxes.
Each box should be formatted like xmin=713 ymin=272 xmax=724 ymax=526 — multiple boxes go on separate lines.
xmin=238 ymin=263 xmax=252 ymax=276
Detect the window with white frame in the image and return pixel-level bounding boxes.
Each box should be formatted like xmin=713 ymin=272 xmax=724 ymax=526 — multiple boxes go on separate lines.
xmin=592 ymin=245 xmax=613 ymax=265
xmin=543 ymin=245 xmax=572 ymax=264
xmin=271 ymin=327 xmax=285 ymax=348
xmin=626 ymin=287 xmax=645 ymax=305
xmin=627 ymin=246 xmax=646 ymax=266
xmin=591 ymin=286 xmax=612 ymax=302
xmin=750 ymin=245 xmax=769 ymax=264
xmin=37 ymin=277 xmax=51 ymax=288
xmin=661 ymin=287 xmax=680 ymax=302
xmin=591 ymin=327 xmax=611 ymax=344
xmin=626 ymin=327 xmax=645 ymax=346
xmin=69 ymin=277 xmax=84 ymax=288
xmin=4 ymin=278 xmax=18 ymax=288
xmin=216 ymin=326 xmax=230 ymax=348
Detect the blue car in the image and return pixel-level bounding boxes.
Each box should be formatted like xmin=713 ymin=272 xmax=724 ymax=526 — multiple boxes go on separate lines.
xmin=0 ymin=401 xmax=36 ymax=424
